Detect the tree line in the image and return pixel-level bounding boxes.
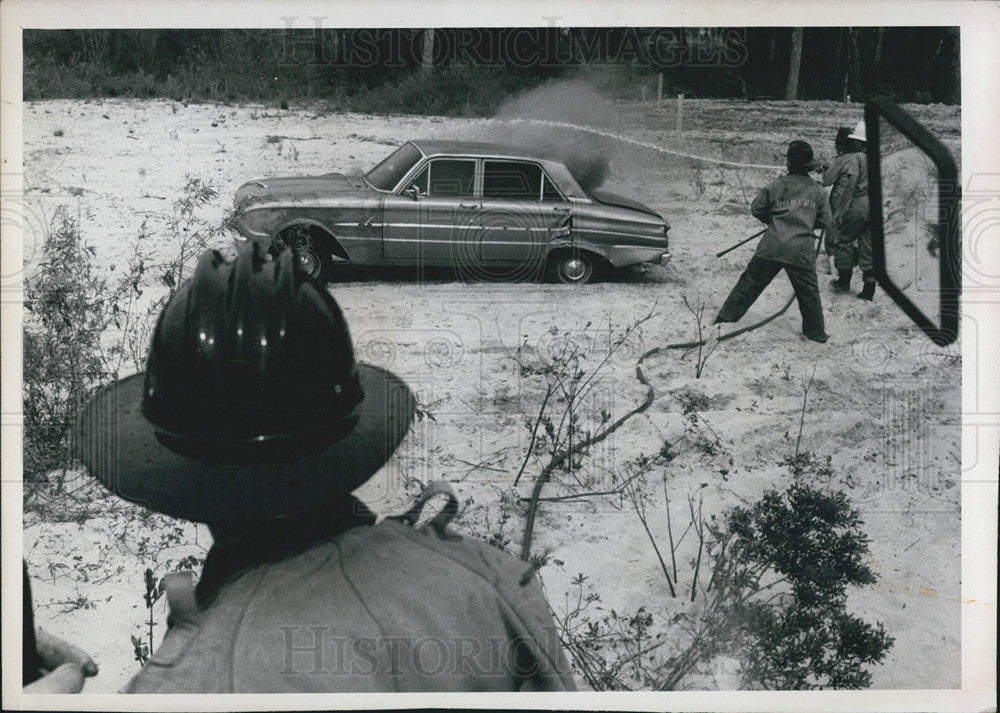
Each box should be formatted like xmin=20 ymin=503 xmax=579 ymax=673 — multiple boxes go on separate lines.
xmin=23 ymin=27 xmax=960 ymax=107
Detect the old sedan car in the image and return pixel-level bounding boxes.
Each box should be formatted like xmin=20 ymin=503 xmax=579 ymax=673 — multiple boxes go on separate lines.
xmin=229 ymin=140 xmax=670 ymax=284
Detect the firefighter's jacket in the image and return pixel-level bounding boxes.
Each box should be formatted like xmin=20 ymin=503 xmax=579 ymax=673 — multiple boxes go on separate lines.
xmin=823 ymin=151 xmax=869 ymax=222
xmin=125 ymin=499 xmax=576 ymax=692
xmin=751 ymin=173 xmax=832 ymax=269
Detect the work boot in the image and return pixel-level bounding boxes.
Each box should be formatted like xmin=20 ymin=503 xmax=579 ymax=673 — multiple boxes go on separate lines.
xmin=858 ymin=270 xmax=876 ymax=300
xmin=831 ymin=269 xmax=852 ymax=293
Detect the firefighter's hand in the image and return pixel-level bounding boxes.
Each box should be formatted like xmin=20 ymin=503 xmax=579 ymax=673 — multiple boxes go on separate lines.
xmin=24 ymin=629 xmax=98 ymax=693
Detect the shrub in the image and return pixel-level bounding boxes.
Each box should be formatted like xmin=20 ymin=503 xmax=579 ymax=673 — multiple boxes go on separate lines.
xmin=348 ymin=63 xmax=547 ymax=117
xmin=23 ymin=208 xmax=114 ymax=481
xmin=23 ymin=178 xmax=229 ymax=486
xmin=558 ymin=482 xmax=893 ymax=690
xmin=23 ymin=57 xmax=103 ymax=100
xmin=706 ymin=484 xmax=894 ymax=689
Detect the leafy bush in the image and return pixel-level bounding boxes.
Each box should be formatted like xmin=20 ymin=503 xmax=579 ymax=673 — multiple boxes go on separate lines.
xmin=345 ymin=63 xmax=548 ymax=117
xmin=558 ymin=482 xmax=892 ymax=690
xmin=24 ymin=44 xmax=551 ymax=114
xmin=706 ymin=484 xmax=893 ymax=689
xmin=23 ymin=208 xmax=115 ymax=481
xmin=23 ymin=58 xmax=105 ymax=100
xmin=23 ymin=178 xmax=229 ymax=487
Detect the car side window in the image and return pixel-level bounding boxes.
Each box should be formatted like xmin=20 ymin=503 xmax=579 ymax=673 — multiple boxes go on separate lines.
xmin=483 ymin=161 xmax=544 ymax=200
xmin=408 ymin=165 xmax=429 ymax=195
xmin=542 ymin=174 xmax=564 ymax=202
xmin=426 ymin=159 xmax=475 ymax=198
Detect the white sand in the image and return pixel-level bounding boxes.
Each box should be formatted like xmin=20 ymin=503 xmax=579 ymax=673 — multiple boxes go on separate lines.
xmin=22 ymin=97 xmax=960 ymax=692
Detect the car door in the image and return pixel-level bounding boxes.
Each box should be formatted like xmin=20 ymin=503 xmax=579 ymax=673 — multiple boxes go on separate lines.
xmin=479 ymin=160 xmax=572 ymax=265
xmin=382 ymin=158 xmax=479 ymax=265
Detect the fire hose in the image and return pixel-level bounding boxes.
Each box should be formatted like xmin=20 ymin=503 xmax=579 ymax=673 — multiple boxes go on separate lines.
xmin=519 ymin=232 xmax=823 ymax=562
xmin=499 ymin=115 xmax=823 ymax=560
xmin=715 ymin=227 xmax=767 ymax=258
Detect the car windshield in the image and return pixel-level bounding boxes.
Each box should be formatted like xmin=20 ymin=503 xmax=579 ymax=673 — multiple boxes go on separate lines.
xmin=365 ymin=143 xmax=424 ymax=192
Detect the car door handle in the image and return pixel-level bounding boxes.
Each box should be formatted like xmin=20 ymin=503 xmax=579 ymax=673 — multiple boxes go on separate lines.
xmin=459 ymin=203 xmax=480 ymax=210
xmin=553 ymin=206 xmax=571 ymax=213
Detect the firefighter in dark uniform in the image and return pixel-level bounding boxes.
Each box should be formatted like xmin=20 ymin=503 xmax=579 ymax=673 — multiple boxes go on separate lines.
xmin=827 ymin=121 xmax=875 ymax=300
xmin=76 ymin=246 xmax=575 ymax=693
xmin=716 ymin=140 xmax=833 ymax=343
xmin=813 ymin=126 xmax=853 ymax=275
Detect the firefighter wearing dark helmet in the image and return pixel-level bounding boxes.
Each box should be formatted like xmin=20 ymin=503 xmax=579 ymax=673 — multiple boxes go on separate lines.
xmin=715 ymin=140 xmax=833 ymax=343
xmin=77 ymin=245 xmax=575 ymax=692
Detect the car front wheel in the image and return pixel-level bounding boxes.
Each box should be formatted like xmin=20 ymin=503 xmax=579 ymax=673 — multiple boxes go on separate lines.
xmin=548 ymin=250 xmax=596 ymax=284
xmin=292 ymin=244 xmax=323 ymax=279
xmin=271 ymin=226 xmax=332 ymax=282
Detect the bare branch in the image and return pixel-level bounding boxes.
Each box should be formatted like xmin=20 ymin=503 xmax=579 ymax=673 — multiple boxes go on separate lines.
xmin=793 ymin=362 xmax=819 ymax=458
xmin=626 ymin=478 xmax=677 ymax=597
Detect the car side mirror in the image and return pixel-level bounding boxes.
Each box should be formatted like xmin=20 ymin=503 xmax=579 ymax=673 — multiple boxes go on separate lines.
xmin=865 ymin=98 xmax=960 ymax=346
xmin=404 ymin=184 xmax=424 ymax=200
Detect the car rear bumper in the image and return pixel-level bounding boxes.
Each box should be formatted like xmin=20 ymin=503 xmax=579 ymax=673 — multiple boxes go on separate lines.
xmin=602 ymin=245 xmax=671 ymax=268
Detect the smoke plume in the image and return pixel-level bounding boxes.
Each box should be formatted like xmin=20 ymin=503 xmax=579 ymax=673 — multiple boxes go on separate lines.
xmin=480 ymin=76 xmax=622 ymax=193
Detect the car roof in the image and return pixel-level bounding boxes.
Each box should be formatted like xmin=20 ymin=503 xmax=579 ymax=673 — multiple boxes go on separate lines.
xmin=410 ymin=139 xmax=558 ymax=162
xmin=406 ymin=140 xmax=588 ymax=199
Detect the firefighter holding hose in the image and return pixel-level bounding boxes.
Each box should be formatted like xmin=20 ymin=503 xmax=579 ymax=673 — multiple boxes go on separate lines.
xmin=825 ymin=121 xmax=875 ymax=300
xmin=715 ymin=140 xmax=832 ymax=343
xmin=813 ymin=126 xmax=853 ymax=275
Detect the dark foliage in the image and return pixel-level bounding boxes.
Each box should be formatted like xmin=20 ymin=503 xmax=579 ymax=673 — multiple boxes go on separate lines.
xmin=558 ymin=481 xmax=893 ymax=690
xmin=708 ymin=484 xmax=894 ymax=689
xmin=23 ymin=27 xmax=960 ymax=108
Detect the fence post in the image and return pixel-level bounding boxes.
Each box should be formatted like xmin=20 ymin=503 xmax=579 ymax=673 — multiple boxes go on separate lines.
xmin=657 ymin=73 xmax=663 ymax=103
xmin=676 ymin=93 xmax=684 ymax=138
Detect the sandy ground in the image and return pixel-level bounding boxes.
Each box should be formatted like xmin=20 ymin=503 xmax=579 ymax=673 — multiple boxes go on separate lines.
xmin=21 ymin=95 xmax=961 ymax=692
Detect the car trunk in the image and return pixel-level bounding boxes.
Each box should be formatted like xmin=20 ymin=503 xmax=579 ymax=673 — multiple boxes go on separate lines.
xmin=588 ymin=189 xmax=663 ymax=219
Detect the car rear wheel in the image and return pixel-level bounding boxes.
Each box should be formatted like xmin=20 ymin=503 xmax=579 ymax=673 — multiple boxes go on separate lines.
xmin=548 ymin=250 xmax=596 ymax=284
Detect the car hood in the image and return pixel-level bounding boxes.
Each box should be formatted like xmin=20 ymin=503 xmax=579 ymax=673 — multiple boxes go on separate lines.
xmin=235 ymin=173 xmax=372 ymax=205
xmin=589 ymin=190 xmax=665 ymax=222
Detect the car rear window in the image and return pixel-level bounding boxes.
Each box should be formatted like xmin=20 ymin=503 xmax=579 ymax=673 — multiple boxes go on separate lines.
xmin=365 ymin=143 xmax=423 ymax=191
xmin=483 ymin=161 xmax=544 ymax=200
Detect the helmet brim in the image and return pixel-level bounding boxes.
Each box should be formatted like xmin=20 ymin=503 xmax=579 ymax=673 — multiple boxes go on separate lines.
xmin=77 ymin=363 xmax=415 ymax=523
